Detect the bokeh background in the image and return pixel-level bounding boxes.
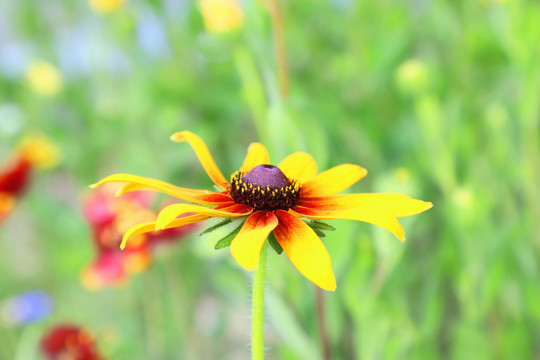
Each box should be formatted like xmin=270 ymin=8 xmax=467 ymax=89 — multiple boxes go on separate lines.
xmin=1 ymin=0 xmax=539 ymax=359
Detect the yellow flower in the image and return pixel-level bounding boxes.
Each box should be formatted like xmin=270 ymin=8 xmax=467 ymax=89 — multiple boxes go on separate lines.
xmin=26 ymin=61 xmax=63 ymax=97
xmin=91 ymin=132 xmax=432 ymax=291
xmin=89 ymin=0 xmax=126 ymax=13
xmin=451 ymin=187 xmax=474 ymax=209
xmin=394 ymin=167 xmax=411 ymax=184
xmin=199 ymin=0 xmax=243 ymax=34
xmin=18 ymin=135 xmax=61 ymax=169
xmin=395 ymin=59 xmax=429 ymax=96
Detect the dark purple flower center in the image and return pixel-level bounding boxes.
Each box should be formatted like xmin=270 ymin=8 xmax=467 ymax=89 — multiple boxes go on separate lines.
xmin=229 ymin=165 xmax=300 ymax=211
xmin=243 ymin=165 xmax=290 ymax=188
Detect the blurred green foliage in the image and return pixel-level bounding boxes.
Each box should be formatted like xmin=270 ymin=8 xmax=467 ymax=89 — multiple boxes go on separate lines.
xmin=1 ymin=0 xmax=539 ymax=359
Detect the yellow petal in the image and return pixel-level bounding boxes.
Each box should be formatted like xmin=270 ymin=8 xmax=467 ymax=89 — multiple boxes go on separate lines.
xmin=120 ymin=214 xmax=209 ymax=249
xmin=155 ymin=203 xmax=252 ymax=230
xmin=170 ymin=131 xmax=229 ymax=189
xmin=277 ymin=152 xmax=318 ymax=184
xmin=301 ymin=164 xmax=367 ymax=197
xmin=292 ymin=205 xmax=405 ymax=241
xmin=273 ymin=210 xmax=336 ymax=291
xmin=118 ymin=182 xmax=231 ymax=204
xmin=230 ymin=211 xmax=278 ymax=270
xmin=298 ymin=193 xmax=433 ymax=217
xmin=240 ymin=143 xmax=270 ymax=173
xmin=90 ymin=173 xmax=231 ymax=205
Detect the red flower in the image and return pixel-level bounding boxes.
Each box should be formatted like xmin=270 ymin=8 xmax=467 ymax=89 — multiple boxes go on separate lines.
xmin=0 ymin=157 xmax=32 ymax=223
xmin=40 ymin=324 xmax=103 ymax=360
xmin=0 ymin=136 xmax=60 ymax=223
xmin=0 ymin=156 xmax=32 ymax=196
xmin=81 ymin=186 xmax=196 ymax=289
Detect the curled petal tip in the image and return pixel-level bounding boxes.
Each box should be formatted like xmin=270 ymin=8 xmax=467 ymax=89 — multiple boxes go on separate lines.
xmin=89 ymin=183 xmax=98 ymax=189
xmin=168 ymin=131 xmax=229 ymax=189
xmin=170 ymin=131 xmax=187 ymax=142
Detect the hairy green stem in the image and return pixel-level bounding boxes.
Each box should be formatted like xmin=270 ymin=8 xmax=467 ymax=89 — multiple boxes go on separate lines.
xmin=252 ymin=242 xmax=268 ymax=360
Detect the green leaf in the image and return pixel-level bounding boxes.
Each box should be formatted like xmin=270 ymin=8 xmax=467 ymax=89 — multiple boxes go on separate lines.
xmin=313 ymin=228 xmax=326 ymax=238
xmin=214 ymin=221 xmax=245 ymax=250
xmin=200 ymin=218 xmax=233 ymax=236
xmin=307 ymin=220 xmax=335 ymax=231
xmin=268 ymin=232 xmax=283 ymax=254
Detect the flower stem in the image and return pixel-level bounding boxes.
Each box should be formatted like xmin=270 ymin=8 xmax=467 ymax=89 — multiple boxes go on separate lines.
xmin=267 ymin=0 xmax=290 ymax=98
xmin=315 ymin=286 xmax=333 ymax=360
xmin=252 ymin=242 xmax=268 ymax=360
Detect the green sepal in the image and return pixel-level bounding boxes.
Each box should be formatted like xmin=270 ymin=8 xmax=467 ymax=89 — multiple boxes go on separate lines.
xmin=307 ymin=220 xmax=335 ymax=232
xmin=214 ymin=221 xmax=245 ymax=250
xmin=312 ymin=228 xmax=326 ymax=238
xmin=200 ymin=218 xmax=233 ymax=236
xmin=268 ymin=232 xmax=283 ymax=255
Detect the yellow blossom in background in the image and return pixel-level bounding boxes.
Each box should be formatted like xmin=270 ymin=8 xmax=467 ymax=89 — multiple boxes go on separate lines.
xmin=395 ymin=59 xmax=429 ymax=96
xmin=451 ymin=187 xmax=475 ymax=209
xmin=394 ymin=167 xmax=411 ymax=185
xmin=89 ymin=0 xmax=127 ymax=13
xmin=199 ymin=0 xmax=244 ymax=34
xmin=26 ymin=61 xmax=63 ymax=97
xmin=18 ymin=135 xmax=61 ymax=169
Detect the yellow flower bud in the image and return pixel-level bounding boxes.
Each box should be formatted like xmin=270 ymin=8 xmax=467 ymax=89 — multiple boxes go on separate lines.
xmin=199 ymin=0 xmax=244 ymax=34
xmin=26 ymin=61 xmax=63 ymax=97
xmin=395 ymin=59 xmax=429 ymax=96
xmin=18 ymin=135 xmax=61 ymax=169
xmin=89 ymin=0 xmax=127 ymax=13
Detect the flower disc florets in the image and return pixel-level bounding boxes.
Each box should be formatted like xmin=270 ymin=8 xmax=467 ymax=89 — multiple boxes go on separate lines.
xmin=229 ymin=165 xmax=300 ymax=211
